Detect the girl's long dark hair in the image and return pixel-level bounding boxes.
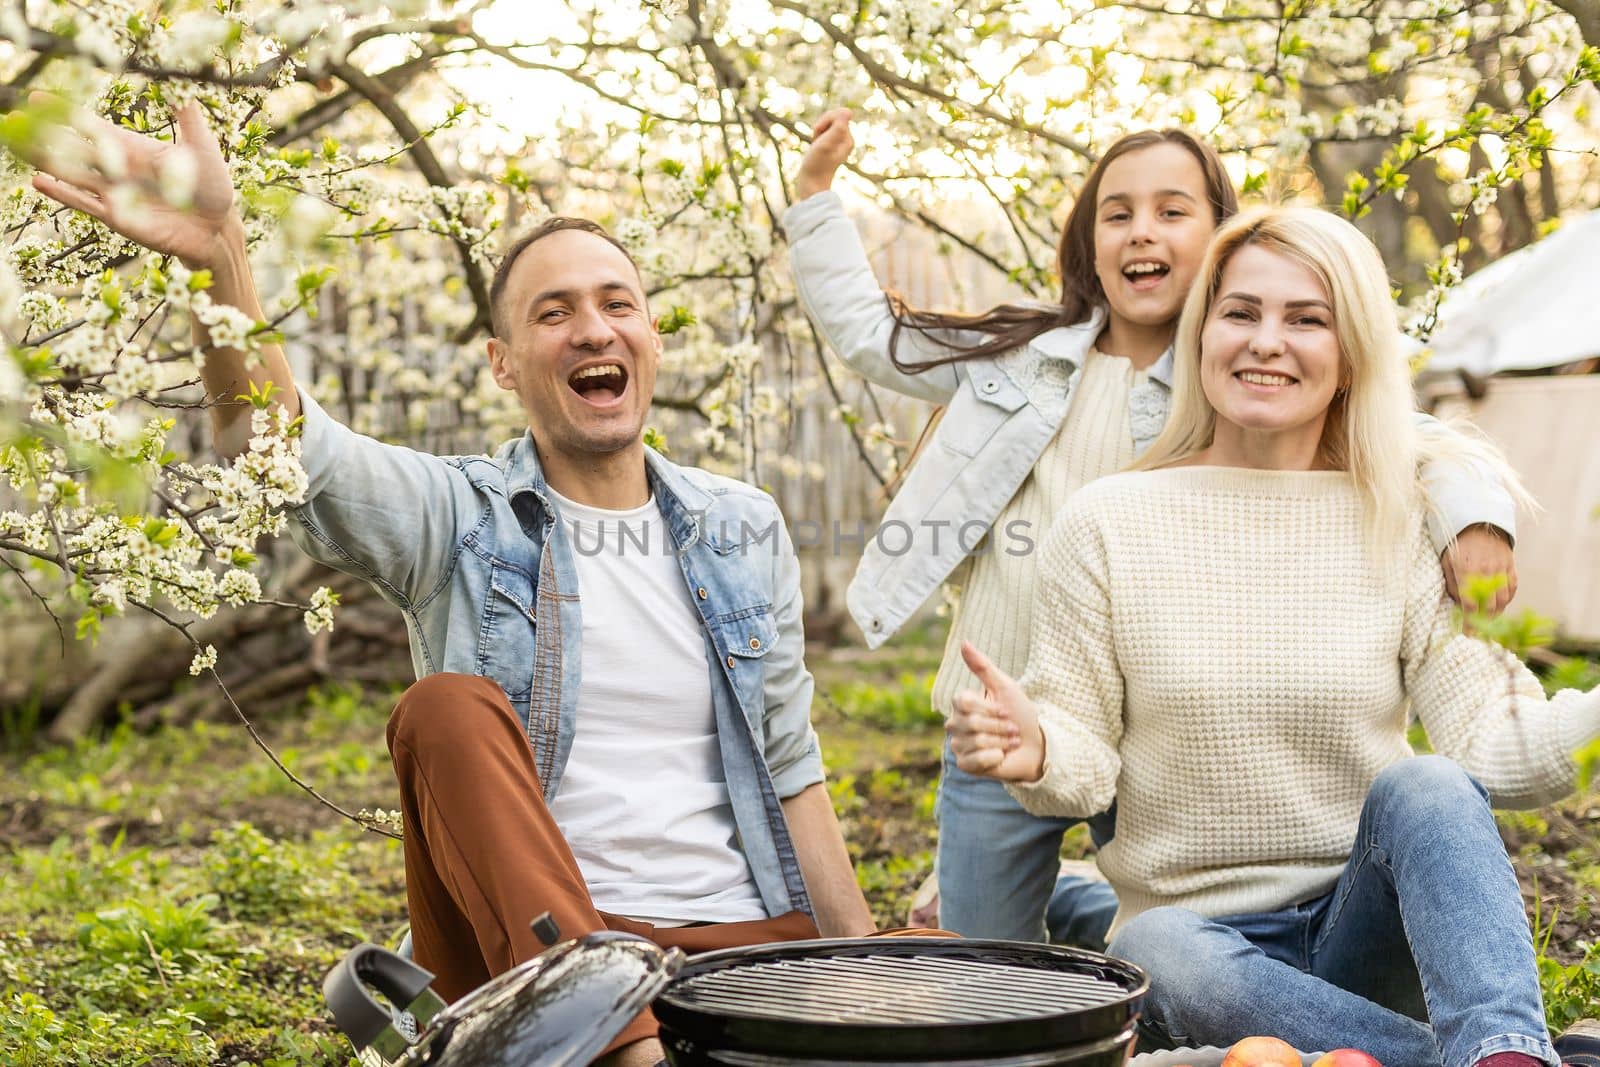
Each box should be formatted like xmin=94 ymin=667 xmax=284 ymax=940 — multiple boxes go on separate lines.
xmin=886 ymin=130 xmax=1239 ymax=373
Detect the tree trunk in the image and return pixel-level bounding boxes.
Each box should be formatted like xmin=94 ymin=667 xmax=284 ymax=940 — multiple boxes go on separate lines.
xmin=1551 ymin=0 xmax=1600 ymax=47
xmin=34 ymin=557 xmax=410 ymax=742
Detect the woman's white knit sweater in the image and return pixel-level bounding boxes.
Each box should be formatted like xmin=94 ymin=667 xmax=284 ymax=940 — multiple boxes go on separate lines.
xmin=1010 ymin=465 xmax=1599 ymax=938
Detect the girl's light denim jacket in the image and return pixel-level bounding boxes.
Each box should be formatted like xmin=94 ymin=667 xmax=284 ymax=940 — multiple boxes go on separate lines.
xmin=784 ymin=191 xmax=1516 ymax=649
xmin=286 ymin=389 xmax=820 ymax=919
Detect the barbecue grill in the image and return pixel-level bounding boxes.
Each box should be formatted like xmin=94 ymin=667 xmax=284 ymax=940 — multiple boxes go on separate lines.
xmin=325 ymin=933 xmax=1148 ymax=1066
xmin=655 ymin=937 xmax=1148 ymax=1065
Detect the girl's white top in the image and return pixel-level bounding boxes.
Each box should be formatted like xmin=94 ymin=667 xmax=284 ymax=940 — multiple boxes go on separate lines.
xmin=931 ymin=349 xmax=1146 ymax=715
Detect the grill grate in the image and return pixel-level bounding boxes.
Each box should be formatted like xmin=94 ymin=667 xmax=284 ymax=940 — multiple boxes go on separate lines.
xmin=664 ymin=952 xmax=1130 ymax=1026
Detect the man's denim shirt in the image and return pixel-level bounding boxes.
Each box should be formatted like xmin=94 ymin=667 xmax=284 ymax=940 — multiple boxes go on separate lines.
xmin=286 ymin=390 xmax=821 ymax=919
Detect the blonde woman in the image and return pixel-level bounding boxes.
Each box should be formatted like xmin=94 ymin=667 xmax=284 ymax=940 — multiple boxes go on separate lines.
xmin=947 ymin=207 xmax=1598 ymax=1067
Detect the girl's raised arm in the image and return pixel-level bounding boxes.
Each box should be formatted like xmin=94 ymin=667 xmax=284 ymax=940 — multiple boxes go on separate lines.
xmin=784 ymin=109 xmax=969 ymax=404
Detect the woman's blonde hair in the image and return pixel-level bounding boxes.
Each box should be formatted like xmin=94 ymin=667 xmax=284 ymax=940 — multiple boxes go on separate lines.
xmin=1134 ymin=206 xmax=1524 ymax=551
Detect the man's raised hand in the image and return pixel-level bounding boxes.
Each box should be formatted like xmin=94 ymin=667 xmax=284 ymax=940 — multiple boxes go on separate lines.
xmin=26 ymin=95 xmax=238 ymax=270
xmin=795 ymin=108 xmax=854 ymax=201
xmin=947 ymin=640 xmax=1046 ymax=783
xmin=23 ymin=93 xmax=298 ymax=455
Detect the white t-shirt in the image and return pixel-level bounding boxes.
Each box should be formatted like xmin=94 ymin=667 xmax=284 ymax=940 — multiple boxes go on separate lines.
xmin=543 ymin=487 xmax=768 ymax=925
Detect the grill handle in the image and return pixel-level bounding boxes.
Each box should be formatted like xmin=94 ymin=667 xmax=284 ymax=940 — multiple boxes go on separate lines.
xmin=323 ymin=942 xmax=447 ymax=1059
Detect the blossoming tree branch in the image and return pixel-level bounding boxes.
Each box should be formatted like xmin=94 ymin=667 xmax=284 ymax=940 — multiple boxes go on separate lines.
xmin=0 ymin=0 xmax=1595 ymax=822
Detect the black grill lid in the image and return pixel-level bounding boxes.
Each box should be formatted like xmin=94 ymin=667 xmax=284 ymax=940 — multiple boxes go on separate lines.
xmin=653 ymin=937 xmax=1147 ymax=1060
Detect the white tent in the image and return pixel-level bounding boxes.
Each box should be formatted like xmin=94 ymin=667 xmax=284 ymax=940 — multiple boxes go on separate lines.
xmin=1414 ymin=208 xmax=1600 ymax=379
xmin=1414 ymin=208 xmax=1600 ymax=645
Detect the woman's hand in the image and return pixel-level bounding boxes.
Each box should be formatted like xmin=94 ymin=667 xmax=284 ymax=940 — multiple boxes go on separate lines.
xmin=25 ymin=95 xmax=239 ymax=270
xmin=947 ymin=641 xmax=1046 ymax=782
xmin=795 ymin=108 xmax=853 ymax=201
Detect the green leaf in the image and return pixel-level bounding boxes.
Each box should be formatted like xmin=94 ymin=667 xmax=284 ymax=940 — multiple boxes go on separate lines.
xmin=142 ymin=518 xmax=178 ymax=547
xmin=294 ymin=267 xmax=336 ymax=315
xmin=655 ymin=305 xmax=696 ymax=335
xmin=75 ymin=607 xmax=103 ymax=643
xmin=16 ymin=346 xmax=56 ymax=379
xmin=235 ymin=379 xmax=281 ymax=409
xmin=500 ymin=161 xmax=532 ymax=193
xmin=0 ymin=95 xmax=70 ymax=158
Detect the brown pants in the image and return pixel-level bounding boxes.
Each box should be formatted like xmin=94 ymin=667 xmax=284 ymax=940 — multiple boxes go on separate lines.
xmin=387 ymin=673 xmax=823 ymax=1054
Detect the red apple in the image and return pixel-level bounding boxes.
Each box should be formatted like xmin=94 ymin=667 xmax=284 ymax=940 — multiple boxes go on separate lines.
xmin=1220 ymin=1035 xmax=1303 ymax=1067
xmin=1310 ymin=1051 xmax=1382 ymax=1067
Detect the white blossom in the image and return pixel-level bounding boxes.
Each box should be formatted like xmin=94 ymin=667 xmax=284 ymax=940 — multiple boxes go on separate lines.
xmin=189 ymin=644 xmax=219 ymax=675
xmin=93 ymin=136 xmax=129 ymax=184
xmin=646 ymin=0 xmax=688 ymax=21
xmin=195 ymin=301 xmax=258 ymax=350
xmin=93 ymin=580 xmax=128 ymax=613
xmin=166 ymin=18 xmax=235 ymax=67
xmin=16 ymin=291 xmax=69 ymax=334
xmin=282 ymin=196 xmax=338 ymax=250
xmin=304 ymin=585 xmax=338 ymax=634
xmin=75 ymin=20 xmax=126 ymax=68
xmin=159 ymin=151 xmax=199 ymax=210
xmin=0 ymin=8 xmax=30 ymax=46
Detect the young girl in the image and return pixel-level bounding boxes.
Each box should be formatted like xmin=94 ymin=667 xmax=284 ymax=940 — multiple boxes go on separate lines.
xmin=784 ymin=110 xmax=1520 ymax=944
xmin=946 ymin=206 xmax=1595 ymax=1067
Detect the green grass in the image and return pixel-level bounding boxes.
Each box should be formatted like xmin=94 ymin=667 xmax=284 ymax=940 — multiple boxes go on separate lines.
xmin=826 ymin=671 xmax=943 ymax=733
xmin=3 ymin=652 xmax=1598 ymax=1064
xmin=0 ymin=685 xmax=406 ymax=1066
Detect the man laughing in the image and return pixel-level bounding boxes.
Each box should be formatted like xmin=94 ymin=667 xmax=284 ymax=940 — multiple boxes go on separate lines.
xmin=29 ymin=103 xmax=874 ymax=1067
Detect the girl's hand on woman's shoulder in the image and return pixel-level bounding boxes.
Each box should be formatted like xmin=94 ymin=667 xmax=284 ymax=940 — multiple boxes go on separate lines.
xmin=1441 ymin=524 xmax=1517 ymax=615
xmin=948 ymin=641 xmax=1046 ymax=783
xmin=795 ymin=108 xmax=854 ymax=201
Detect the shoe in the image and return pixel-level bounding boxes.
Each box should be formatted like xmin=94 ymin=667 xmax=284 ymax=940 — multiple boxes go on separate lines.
xmin=906 ymin=871 xmax=939 ymax=928
xmin=1555 ymin=1018 xmax=1600 ymax=1067
xmin=1057 ymin=857 xmax=1108 ymax=884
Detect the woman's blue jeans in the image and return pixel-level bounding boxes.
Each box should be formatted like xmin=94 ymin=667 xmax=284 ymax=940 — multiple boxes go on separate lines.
xmin=1108 ymin=756 xmax=1558 ymax=1067
xmin=936 ymin=740 xmax=1120 ymax=946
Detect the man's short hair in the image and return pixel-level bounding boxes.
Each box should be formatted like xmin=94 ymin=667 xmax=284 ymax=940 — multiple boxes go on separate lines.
xmin=488 ymin=217 xmax=644 ymax=340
